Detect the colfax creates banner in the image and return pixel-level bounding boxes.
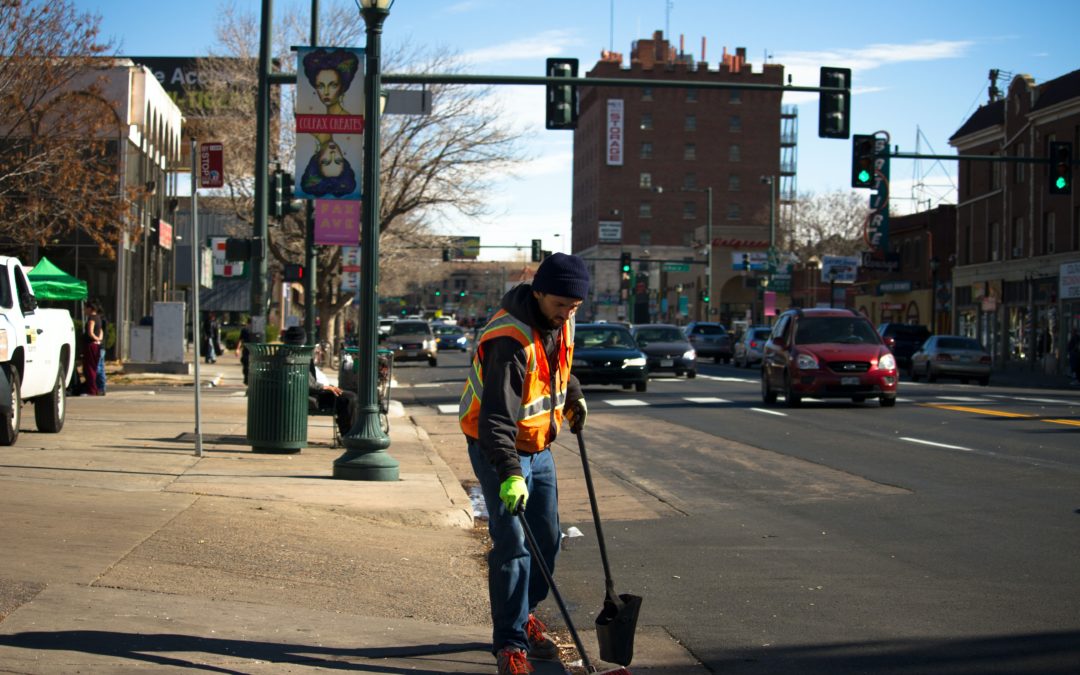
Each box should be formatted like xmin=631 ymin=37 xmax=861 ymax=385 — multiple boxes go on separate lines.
xmin=294 ymin=46 xmax=365 ymax=201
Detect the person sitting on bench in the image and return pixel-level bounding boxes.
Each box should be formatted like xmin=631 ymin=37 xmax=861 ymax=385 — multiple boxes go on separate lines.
xmin=282 ymin=326 xmax=357 ymax=436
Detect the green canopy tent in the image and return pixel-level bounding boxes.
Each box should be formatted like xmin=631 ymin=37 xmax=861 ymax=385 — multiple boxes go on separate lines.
xmin=27 ymin=256 xmax=88 ymax=302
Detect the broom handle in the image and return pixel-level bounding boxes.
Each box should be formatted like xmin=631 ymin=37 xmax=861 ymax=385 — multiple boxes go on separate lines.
xmin=576 ymin=430 xmax=621 ymax=606
xmin=516 ymin=508 xmax=596 ymax=673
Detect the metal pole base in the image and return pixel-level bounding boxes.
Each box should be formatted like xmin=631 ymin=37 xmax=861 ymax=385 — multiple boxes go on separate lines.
xmin=334 ymin=406 xmax=398 ymax=481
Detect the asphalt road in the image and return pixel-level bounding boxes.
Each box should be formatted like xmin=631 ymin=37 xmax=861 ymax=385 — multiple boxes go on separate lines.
xmin=394 ymin=349 xmax=1080 ymax=675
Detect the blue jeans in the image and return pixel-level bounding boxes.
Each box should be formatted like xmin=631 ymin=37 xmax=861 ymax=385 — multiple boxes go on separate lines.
xmin=96 ymin=349 xmax=106 ymax=394
xmin=467 ymin=437 xmax=561 ymax=653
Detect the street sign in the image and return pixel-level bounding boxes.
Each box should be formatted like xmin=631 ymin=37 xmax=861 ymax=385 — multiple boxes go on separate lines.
xmin=199 ymin=142 xmax=224 ymax=188
xmin=663 ymin=262 xmax=690 ymax=272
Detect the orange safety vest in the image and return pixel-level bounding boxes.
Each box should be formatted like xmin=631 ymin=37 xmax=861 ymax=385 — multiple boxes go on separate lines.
xmin=459 ymin=309 xmax=575 ymax=453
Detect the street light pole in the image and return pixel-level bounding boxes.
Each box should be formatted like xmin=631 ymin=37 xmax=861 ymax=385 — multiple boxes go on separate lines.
xmin=335 ymin=0 xmax=398 ymax=481
xmin=929 ymin=256 xmax=940 ymax=334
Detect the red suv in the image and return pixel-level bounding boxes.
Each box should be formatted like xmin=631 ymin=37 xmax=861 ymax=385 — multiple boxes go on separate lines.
xmin=761 ymin=308 xmax=898 ymax=407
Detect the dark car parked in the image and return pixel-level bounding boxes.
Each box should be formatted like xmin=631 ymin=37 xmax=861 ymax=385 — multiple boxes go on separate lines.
xmin=762 ymin=308 xmax=898 ymax=407
xmin=631 ymin=323 xmax=697 ymax=378
xmin=431 ymin=323 xmax=469 ymax=351
xmin=682 ymin=322 xmax=733 ymax=363
xmin=877 ymin=322 xmax=931 ymax=368
xmin=572 ymin=323 xmax=648 ymax=392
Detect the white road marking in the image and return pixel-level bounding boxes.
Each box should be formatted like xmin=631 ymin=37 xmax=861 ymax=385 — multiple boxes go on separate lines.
xmin=603 ymin=399 xmax=649 ymax=407
xmin=699 ymin=375 xmax=755 ymax=383
xmin=684 ymin=397 xmax=731 ymax=404
xmin=900 ymin=437 xmax=974 ymax=452
xmin=411 ymin=383 xmax=443 ymax=389
xmin=935 ymin=396 xmax=992 ymax=402
xmin=896 ymin=398 xmax=916 ymax=403
xmin=751 ymin=407 xmax=787 ymax=416
xmin=436 ymin=404 xmax=458 ymax=414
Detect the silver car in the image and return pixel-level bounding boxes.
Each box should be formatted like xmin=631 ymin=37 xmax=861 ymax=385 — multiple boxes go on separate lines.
xmin=909 ymin=335 xmax=991 ymax=385
xmin=733 ymin=326 xmax=772 ymax=368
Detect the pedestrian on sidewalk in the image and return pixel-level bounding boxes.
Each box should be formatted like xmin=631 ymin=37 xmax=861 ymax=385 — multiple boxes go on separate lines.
xmin=236 ymin=319 xmax=253 ymax=385
xmin=81 ymin=303 xmax=102 ymax=396
xmin=459 ymin=253 xmax=590 ymax=674
xmin=1068 ymin=326 xmax=1080 ymax=384
xmin=93 ymin=301 xmax=108 ymax=395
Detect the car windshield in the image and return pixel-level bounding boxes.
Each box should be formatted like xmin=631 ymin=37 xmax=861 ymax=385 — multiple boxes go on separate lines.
xmin=576 ymin=328 xmax=637 ymax=349
xmin=795 ymin=317 xmax=878 ymax=345
xmin=937 ymin=337 xmax=982 ymax=351
xmin=635 ymin=327 xmax=684 ymax=343
xmin=390 ymin=321 xmax=429 ymax=336
xmin=691 ymin=324 xmax=726 ymax=335
xmin=432 ymin=325 xmax=459 ymax=335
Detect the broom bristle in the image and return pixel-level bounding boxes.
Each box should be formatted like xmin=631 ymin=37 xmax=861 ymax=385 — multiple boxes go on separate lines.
xmin=598 ymin=668 xmax=633 ymax=675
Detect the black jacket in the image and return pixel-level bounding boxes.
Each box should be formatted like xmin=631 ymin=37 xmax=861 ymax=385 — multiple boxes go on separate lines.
xmin=476 ymin=284 xmax=582 ymax=482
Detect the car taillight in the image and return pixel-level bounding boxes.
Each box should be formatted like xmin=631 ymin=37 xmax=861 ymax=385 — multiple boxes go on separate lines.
xmin=749 ymin=341 xmax=758 ymax=348
xmin=935 ymin=353 xmax=952 ymax=361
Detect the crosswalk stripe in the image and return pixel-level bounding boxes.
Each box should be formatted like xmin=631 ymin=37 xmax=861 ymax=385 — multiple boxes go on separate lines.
xmin=436 ymin=404 xmax=458 ymax=414
xmin=684 ymin=397 xmax=731 ymax=404
xmin=603 ymin=399 xmax=649 ymax=407
xmin=751 ymin=407 xmax=787 ymax=416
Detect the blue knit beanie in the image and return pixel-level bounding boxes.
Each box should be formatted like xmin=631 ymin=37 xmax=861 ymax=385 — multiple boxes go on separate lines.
xmin=532 ymin=252 xmax=590 ymax=300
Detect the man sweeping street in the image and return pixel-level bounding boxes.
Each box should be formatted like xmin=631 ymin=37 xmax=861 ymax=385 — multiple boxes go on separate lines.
xmin=460 ymin=252 xmax=590 ymax=675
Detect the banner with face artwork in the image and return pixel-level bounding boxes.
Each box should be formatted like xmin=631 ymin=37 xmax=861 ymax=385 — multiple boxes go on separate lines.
xmin=294 ymin=46 xmax=365 ymax=201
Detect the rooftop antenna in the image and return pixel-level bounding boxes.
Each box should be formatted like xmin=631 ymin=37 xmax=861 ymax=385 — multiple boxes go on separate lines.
xmin=665 ymin=0 xmax=673 ymax=40
xmin=609 ymin=0 xmax=614 ymax=52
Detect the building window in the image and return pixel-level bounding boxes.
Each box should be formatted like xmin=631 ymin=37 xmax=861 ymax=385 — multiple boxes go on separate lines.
xmin=684 ymin=114 xmax=697 ymax=131
xmin=964 ymin=222 xmax=973 ymax=264
xmin=641 ymin=86 xmax=653 ymax=101
xmin=1043 ymin=212 xmax=1055 ymax=254
xmin=728 ymin=144 xmax=741 ymax=162
xmin=639 ymin=203 xmax=652 ymax=218
xmin=727 ymin=203 xmax=741 ymax=220
xmin=989 ymin=221 xmax=999 ymax=261
xmin=640 ymin=230 xmax=652 ymax=246
xmin=728 ymin=174 xmax=741 ymax=191
xmin=686 ymin=89 xmax=698 ymax=103
xmin=729 ymin=115 xmax=742 ymax=132
xmin=683 ymin=173 xmax=697 ymax=189
xmin=639 ymin=172 xmax=653 ymax=189
xmin=683 ymin=201 xmax=697 ymax=219
xmin=640 ymin=113 xmax=653 ymax=130
xmin=730 ymin=89 xmax=742 ymax=104
xmin=684 ymin=143 xmax=696 ymax=160
xmin=1011 ymin=217 xmax=1024 ymax=258
xmin=640 ymin=142 xmax=653 ymax=159
xmin=990 ymin=154 xmax=1001 ymax=190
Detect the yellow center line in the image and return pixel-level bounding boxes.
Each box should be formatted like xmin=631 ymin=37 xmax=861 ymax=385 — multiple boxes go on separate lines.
xmin=921 ymin=403 xmax=1080 ymax=428
xmin=920 ymin=403 xmax=1033 ymax=418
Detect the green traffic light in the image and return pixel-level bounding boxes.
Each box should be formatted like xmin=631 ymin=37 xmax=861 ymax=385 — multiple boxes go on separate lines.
xmin=858 ymin=169 xmax=872 ymax=184
xmin=1056 ymin=176 xmax=1068 ymax=190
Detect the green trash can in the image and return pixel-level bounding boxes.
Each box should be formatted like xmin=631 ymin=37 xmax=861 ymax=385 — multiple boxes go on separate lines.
xmin=246 ymin=343 xmax=314 ymax=453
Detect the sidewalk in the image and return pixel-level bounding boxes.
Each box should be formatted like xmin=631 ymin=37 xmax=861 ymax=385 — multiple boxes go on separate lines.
xmin=0 ymin=352 xmax=702 ymax=674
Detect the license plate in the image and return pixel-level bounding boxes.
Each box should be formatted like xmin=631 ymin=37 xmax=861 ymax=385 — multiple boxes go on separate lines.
xmin=660 ymin=359 xmax=674 ymax=367
xmin=841 ymin=376 xmax=860 ymax=386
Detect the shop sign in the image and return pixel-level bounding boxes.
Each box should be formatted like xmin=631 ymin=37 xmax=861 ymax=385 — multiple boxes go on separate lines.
xmin=1060 ymin=261 xmax=1080 ymax=300
xmin=878 ymin=280 xmax=911 ymax=294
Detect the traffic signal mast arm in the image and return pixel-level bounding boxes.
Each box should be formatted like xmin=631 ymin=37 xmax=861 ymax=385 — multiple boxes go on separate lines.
xmin=380 ymin=72 xmax=847 ymax=95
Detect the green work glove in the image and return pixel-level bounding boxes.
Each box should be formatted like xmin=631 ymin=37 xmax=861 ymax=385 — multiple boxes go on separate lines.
xmin=566 ymin=397 xmax=587 ymax=433
xmin=499 ymin=475 xmax=528 ymax=514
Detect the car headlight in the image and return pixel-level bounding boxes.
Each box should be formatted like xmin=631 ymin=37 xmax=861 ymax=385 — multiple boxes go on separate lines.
xmin=623 ymin=356 xmax=646 ymax=367
xmin=878 ymin=353 xmax=896 ymax=371
xmin=795 ymin=352 xmax=819 ymax=370
xmin=424 ymin=338 xmax=435 ymax=349
xmin=683 ymin=350 xmax=696 ymax=360
xmin=456 ymin=336 xmax=467 ymax=344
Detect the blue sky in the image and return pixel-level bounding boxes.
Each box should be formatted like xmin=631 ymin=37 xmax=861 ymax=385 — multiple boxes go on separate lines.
xmin=82 ymin=0 xmax=1078 ymax=259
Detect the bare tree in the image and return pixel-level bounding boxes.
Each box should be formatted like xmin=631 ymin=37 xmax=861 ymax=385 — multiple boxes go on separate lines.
xmin=197 ymin=1 xmax=527 ymax=339
xmin=789 ymin=190 xmax=871 ymax=262
xmin=0 ymin=0 xmax=133 ymax=255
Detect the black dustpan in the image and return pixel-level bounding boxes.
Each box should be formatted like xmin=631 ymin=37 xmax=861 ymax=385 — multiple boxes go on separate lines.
xmin=576 ymin=430 xmax=643 ymax=666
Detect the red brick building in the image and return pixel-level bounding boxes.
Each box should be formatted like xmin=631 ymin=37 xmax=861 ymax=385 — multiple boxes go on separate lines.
xmin=948 ymin=69 xmax=1080 ymax=373
xmin=571 ymin=32 xmax=788 ymax=324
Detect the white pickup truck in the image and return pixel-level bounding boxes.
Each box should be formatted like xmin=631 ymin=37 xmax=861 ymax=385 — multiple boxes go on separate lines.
xmin=0 ymin=256 xmax=77 ymax=445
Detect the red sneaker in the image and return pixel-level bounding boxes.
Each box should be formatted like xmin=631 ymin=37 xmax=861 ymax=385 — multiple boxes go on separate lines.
xmin=496 ymin=646 xmax=534 ymax=674
xmin=525 ymin=613 xmax=559 ymax=660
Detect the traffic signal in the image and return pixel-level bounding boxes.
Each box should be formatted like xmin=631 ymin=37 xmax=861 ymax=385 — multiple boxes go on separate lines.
xmin=434 ymin=289 xmax=441 ymax=297
xmin=818 ymin=66 xmax=851 ymax=139
xmin=702 ymin=290 xmax=710 ymax=303
xmin=270 ymin=169 xmax=284 ymax=217
xmin=279 ymin=172 xmax=303 ymax=215
xmin=1049 ymin=141 xmax=1072 ymax=195
xmin=283 ymin=263 xmax=304 ymax=282
xmin=531 ymin=239 xmax=542 ymax=263
xmin=545 ymin=57 xmax=578 ymax=130
xmin=851 ymin=134 xmax=876 ymax=188
xmin=620 ymin=251 xmax=632 ymax=273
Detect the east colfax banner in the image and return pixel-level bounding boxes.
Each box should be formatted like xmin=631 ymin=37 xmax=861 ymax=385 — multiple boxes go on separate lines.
xmin=295 ymin=46 xmax=365 ymax=245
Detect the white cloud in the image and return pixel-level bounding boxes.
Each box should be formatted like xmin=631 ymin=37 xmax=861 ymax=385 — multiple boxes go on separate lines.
xmin=461 ymin=29 xmax=581 ymax=66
